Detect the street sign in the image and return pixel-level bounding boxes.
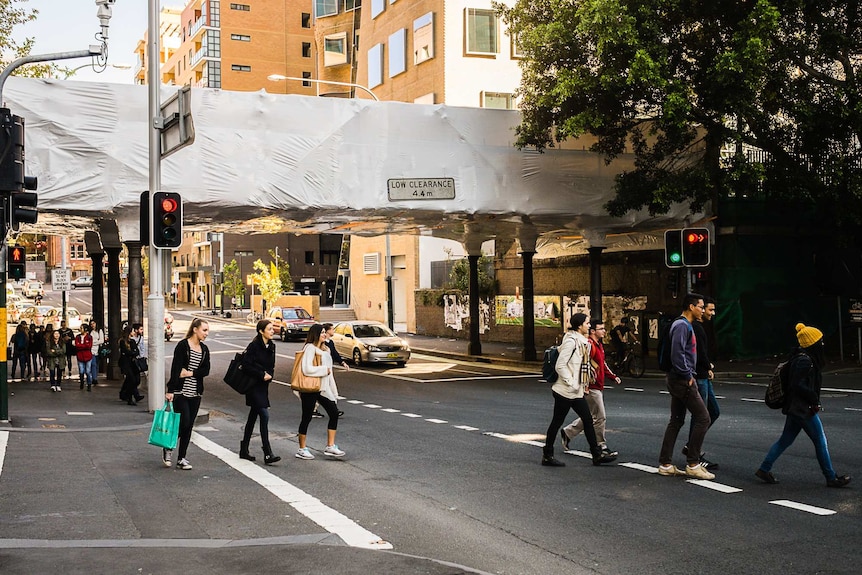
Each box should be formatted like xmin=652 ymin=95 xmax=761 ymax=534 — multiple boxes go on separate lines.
xmin=213 ymin=272 xmax=222 ymax=284
xmin=159 ymin=86 xmax=195 ymax=159
xmin=52 ymin=268 xmax=71 ymax=291
xmin=387 ymin=178 xmax=455 ymax=200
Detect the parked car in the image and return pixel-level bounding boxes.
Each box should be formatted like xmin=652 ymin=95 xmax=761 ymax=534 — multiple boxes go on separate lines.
xmin=44 ymin=307 xmax=83 ymax=330
xmin=7 ymin=301 xmax=33 ymax=324
xmin=24 ymin=281 xmax=44 ymax=298
xmin=70 ymin=276 xmax=93 ymax=288
xmin=266 ymin=306 xmax=316 ymax=341
xmin=330 ymin=321 xmax=411 ymax=366
xmin=19 ymin=305 xmax=54 ymax=327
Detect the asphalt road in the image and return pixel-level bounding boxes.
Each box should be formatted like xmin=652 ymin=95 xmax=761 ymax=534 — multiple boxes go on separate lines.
xmin=5 ymin=293 xmax=861 ymax=574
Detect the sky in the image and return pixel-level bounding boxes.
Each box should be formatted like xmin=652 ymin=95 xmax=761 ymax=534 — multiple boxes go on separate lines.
xmin=11 ymin=0 xmax=174 ymax=84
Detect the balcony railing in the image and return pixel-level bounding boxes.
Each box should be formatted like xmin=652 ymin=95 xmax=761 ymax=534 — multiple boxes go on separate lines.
xmin=189 ymin=15 xmax=207 ymax=39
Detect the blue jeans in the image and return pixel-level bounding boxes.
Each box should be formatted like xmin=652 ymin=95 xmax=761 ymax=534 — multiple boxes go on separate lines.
xmin=759 ymin=413 xmax=837 ymax=481
xmin=78 ymin=358 xmax=93 ymax=384
xmin=90 ymin=356 xmax=100 ymax=383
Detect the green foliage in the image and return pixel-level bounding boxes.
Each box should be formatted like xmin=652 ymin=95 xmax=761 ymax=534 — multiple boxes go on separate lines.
xmin=0 ymin=1 xmax=69 ymax=78
xmin=417 ymin=289 xmax=447 ymax=307
xmin=448 ymin=256 xmax=495 ymax=298
xmin=268 ymin=249 xmax=293 ymax=292
xmin=222 ymin=259 xmax=245 ymax=300
xmin=498 ymin=0 xmax=862 ymax=234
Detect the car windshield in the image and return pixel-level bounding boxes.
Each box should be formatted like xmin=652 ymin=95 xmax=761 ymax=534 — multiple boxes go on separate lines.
xmin=284 ymin=308 xmax=312 ymax=320
xmin=353 ymin=324 xmax=395 ymax=338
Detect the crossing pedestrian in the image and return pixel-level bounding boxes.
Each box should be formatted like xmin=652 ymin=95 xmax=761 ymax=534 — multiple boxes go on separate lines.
xmin=238 ymin=319 xmax=281 ymax=465
xmin=683 ymin=296 xmax=719 ymax=470
xmin=755 ymin=323 xmax=851 ymax=488
xmin=295 ymin=324 xmax=345 ymax=460
xmin=165 ymin=318 xmax=211 ymax=470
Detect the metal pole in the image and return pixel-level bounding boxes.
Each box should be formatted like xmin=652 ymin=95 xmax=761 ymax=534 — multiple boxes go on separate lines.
xmin=146 ymin=0 xmax=166 ymax=413
xmin=0 ymin=48 xmax=102 ymax=104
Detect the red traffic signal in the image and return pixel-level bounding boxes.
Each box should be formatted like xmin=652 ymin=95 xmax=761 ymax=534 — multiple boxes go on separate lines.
xmin=8 ymin=245 xmax=26 ymax=279
xmin=682 ymin=227 xmax=710 ymax=267
xmin=152 ymin=192 xmax=182 ymax=249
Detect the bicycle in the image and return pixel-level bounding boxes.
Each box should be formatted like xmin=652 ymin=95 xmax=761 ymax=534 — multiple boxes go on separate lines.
xmin=246 ymin=310 xmax=263 ymax=324
xmin=608 ymin=342 xmax=645 ymax=378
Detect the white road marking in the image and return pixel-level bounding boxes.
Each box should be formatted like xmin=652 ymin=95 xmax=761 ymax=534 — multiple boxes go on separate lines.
xmin=822 ymin=387 xmax=862 ymax=394
xmin=453 ymin=425 xmax=479 ymax=431
xmin=769 ymin=500 xmax=836 ymax=516
xmin=347 ymin=400 xmax=365 ymax=405
xmin=425 ymin=418 xmax=448 ymax=424
xmin=363 ymin=404 xmax=382 ymax=409
xmin=619 ymin=462 xmax=658 ymax=473
xmin=845 ymin=407 xmax=862 ymax=412
xmin=380 ymin=408 xmax=400 ymax=413
xmin=191 ymin=433 xmax=393 ymax=550
xmin=624 ymin=388 xmax=644 ymax=392
xmin=0 ymin=431 xmax=7 ymax=476
xmin=659 ymin=390 xmax=669 ymax=394
xmin=685 ymin=479 xmax=742 ymax=493
xmin=65 ymin=412 xmax=94 ymax=416
xmin=562 ymin=449 xmax=592 ymax=459
xmin=740 ymin=398 xmax=764 ymax=403
xmin=401 ymin=413 xmax=422 ymax=418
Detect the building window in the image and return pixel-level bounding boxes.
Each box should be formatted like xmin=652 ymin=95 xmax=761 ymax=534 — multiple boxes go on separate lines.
xmin=229 ymin=3 xmax=250 ymax=11
xmin=305 ymin=251 xmax=315 ymax=265
xmin=370 ymin=0 xmax=385 ymax=19
xmin=363 ymin=253 xmax=380 ymax=274
xmin=466 ymin=8 xmax=498 ymax=55
xmin=315 ymin=0 xmax=337 ymax=18
xmin=230 ymin=34 xmax=251 ymax=42
xmin=321 ymin=251 xmax=339 ymax=266
xmin=346 ymin=0 xmax=361 ymax=10
xmin=324 ymin=32 xmax=348 ymax=67
xmin=413 ymin=12 xmax=434 ymax=64
xmin=368 ymin=43 xmax=383 ymax=88
xmin=481 ymin=91 xmax=514 ymax=109
xmin=302 ymin=42 xmax=312 ymax=58
xmin=302 ymin=13 xmax=311 ymax=28
xmin=231 ymin=64 xmax=251 ymax=72
xmin=389 ymin=29 xmax=406 ymax=77
xmin=302 ymin=71 xmax=312 ymax=87
xmin=510 ymin=33 xmax=523 ymax=58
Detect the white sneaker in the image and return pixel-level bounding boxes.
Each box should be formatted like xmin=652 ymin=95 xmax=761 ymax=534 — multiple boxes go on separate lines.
xmin=162 ymin=449 xmax=172 ymax=468
xmin=324 ymin=444 xmax=345 ymax=457
xmin=176 ymin=458 xmax=193 ymax=470
xmin=295 ymin=447 xmax=315 ymax=460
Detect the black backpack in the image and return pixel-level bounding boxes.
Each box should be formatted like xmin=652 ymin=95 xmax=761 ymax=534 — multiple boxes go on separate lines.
xmin=542 ymin=346 xmax=560 ymax=382
xmin=765 ymin=352 xmax=807 ymax=409
xmin=658 ymin=316 xmax=688 ymax=372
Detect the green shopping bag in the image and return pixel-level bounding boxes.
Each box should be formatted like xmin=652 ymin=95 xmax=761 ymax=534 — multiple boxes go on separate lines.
xmin=148 ymin=401 xmax=180 ymax=450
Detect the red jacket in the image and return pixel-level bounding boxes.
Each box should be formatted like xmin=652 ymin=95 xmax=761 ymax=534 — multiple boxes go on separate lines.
xmin=74 ymin=333 xmax=93 ymax=362
xmin=589 ymin=337 xmax=616 ymax=391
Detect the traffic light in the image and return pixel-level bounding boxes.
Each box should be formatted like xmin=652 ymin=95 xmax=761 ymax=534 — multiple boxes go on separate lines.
xmin=9 ymin=180 xmax=38 ymax=231
xmin=682 ymin=227 xmax=710 ymax=267
xmin=664 ymin=229 xmax=683 ymax=268
xmin=0 ymin=109 xmax=24 ymax=191
xmin=8 ymin=245 xmax=26 ymax=280
xmin=152 ymin=191 xmax=182 ymax=248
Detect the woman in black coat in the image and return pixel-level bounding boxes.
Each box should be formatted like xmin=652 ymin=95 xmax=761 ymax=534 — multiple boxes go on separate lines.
xmin=239 ymin=319 xmax=280 ymax=465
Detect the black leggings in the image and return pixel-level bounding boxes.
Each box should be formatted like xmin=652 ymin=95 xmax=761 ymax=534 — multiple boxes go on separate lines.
xmin=172 ymin=394 xmax=201 ymax=460
xmin=298 ymin=392 xmax=338 ymax=435
xmin=544 ymin=390 xmax=600 ymax=458
xmin=243 ymin=406 xmax=271 ymax=452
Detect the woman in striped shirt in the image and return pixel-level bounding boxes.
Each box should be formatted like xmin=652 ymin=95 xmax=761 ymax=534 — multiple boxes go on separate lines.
xmin=165 ymin=318 xmax=211 ymax=470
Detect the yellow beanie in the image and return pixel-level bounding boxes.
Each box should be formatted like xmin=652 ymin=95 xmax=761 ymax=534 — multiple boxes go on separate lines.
xmin=795 ymin=323 xmax=823 ymax=348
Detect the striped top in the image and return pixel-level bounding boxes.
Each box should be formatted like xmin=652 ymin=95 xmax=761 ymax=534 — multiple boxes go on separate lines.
xmin=180 ymin=348 xmax=202 ymax=397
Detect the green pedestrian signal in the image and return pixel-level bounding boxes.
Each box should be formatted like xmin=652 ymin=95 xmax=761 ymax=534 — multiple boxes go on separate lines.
xmin=664 ymin=230 xmax=683 ymax=268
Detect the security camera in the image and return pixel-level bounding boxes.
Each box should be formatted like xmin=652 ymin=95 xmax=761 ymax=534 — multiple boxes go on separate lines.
xmin=95 ymin=0 xmax=115 ymax=39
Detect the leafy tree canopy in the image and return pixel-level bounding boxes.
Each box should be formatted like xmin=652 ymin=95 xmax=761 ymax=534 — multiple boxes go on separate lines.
xmin=499 ymin=0 xmax=862 ymax=229
xmin=449 ymin=255 xmax=495 ymax=298
xmin=1 ymin=0 xmax=66 ymax=78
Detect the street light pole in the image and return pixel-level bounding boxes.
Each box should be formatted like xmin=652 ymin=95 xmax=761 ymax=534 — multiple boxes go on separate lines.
xmin=266 ymin=74 xmax=379 ymax=101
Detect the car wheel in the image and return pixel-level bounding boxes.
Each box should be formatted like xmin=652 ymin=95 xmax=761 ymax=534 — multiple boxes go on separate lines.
xmin=352 ymin=349 xmax=362 ymax=366
xmin=396 ymin=361 xmax=406 ymax=367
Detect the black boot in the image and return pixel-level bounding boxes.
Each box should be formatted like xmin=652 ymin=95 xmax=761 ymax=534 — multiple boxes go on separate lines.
xmin=239 ymin=440 xmax=256 ymax=461
xmin=263 ymin=447 xmax=281 ymax=465
xmin=592 ymin=448 xmax=617 ymax=466
xmin=541 ymin=451 xmax=565 ymax=467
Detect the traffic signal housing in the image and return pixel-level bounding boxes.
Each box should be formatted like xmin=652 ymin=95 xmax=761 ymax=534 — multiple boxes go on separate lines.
xmin=8 ymin=245 xmax=26 ymax=280
xmin=682 ymin=228 xmax=710 ymax=267
xmin=152 ymin=191 xmax=182 ymax=249
xmin=664 ymin=229 xmax=683 ymax=268
xmin=10 ymin=179 xmax=38 ymax=231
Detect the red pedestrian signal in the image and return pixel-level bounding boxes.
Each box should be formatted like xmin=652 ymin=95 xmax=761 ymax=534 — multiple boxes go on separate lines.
xmin=682 ymin=227 xmax=710 ymax=267
xmin=152 ymin=191 xmax=182 ymax=248
xmin=8 ymin=245 xmax=26 ymax=279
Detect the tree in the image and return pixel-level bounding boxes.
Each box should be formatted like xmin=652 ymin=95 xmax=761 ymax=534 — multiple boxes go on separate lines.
xmin=251 ymin=259 xmax=282 ymax=312
xmin=449 ymin=255 xmax=495 ymax=298
xmin=222 ymin=259 xmax=245 ymax=304
xmin=499 ymin=1 xmax=862 ymax=231
xmin=268 ymin=249 xmax=293 ymax=292
xmin=1 ymin=1 xmax=68 ymax=78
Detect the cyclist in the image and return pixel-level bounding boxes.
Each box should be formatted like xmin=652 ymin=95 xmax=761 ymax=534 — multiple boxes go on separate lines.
xmin=609 ymin=317 xmax=637 ymax=368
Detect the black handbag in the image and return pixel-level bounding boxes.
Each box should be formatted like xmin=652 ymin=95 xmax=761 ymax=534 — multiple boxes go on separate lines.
xmin=135 ymin=357 xmax=149 ymax=372
xmin=223 ymin=352 xmax=257 ymax=394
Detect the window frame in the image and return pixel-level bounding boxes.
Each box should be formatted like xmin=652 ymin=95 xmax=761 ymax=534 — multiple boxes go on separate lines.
xmin=388 ymin=28 xmax=407 ymax=78
xmin=324 ymin=32 xmax=349 ymax=67
xmin=465 ymin=8 xmax=498 ymax=56
xmin=315 ymin=0 xmax=338 ymax=18
xmin=367 ymin=43 xmax=384 ymax=89
xmin=230 ymin=33 xmax=251 ymax=42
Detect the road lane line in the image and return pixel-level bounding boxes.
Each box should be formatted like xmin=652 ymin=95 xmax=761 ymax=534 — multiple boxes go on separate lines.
xmin=191 ymin=433 xmax=393 ymax=550
xmin=624 ymin=388 xmax=644 ymax=392
xmin=425 ymin=418 xmax=448 ymax=424
xmin=453 ymin=425 xmax=479 ymax=431
xmin=380 ymin=408 xmax=400 ymax=413
xmin=685 ymin=479 xmax=742 ymax=493
xmin=845 ymin=407 xmax=862 ymax=412
xmin=347 ymin=400 xmax=365 ymax=405
xmin=769 ymin=500 xmax=836 ymax=516
xmin=0 ymin=431 xmax=7 ymax=476
xmin=619 ymin=462 xmax=658 ymax=473
xmin=362 ymin=404 xmax=382 ymax=409
xmin=740 ymin=398 xmax=763 ymax=403
xmin=401 ymin=413 xmax=422 ymax=418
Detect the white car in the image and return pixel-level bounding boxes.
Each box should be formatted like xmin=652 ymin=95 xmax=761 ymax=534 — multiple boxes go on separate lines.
xmin=70 ymin=276 xmax=93 ymax=288
xmin=45 ymin=307 xmax=83 ymax=330
xmin=330 ymin=321 xmax=411 ymax=366
xmin=24 ymin=281 xmax=44 ymax=298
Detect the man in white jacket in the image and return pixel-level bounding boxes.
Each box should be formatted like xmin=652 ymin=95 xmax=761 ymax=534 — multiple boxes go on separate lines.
xmin=542 ymin=313 xmax=618 ymax=467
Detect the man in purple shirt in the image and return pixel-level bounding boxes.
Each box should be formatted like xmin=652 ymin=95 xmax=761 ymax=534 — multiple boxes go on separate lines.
xmin=657 ymin=293 xmax=714 ymax=480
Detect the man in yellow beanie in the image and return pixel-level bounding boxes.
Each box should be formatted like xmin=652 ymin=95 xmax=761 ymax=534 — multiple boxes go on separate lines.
xmin=755 ymin=323 xmax=851 ymax=487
